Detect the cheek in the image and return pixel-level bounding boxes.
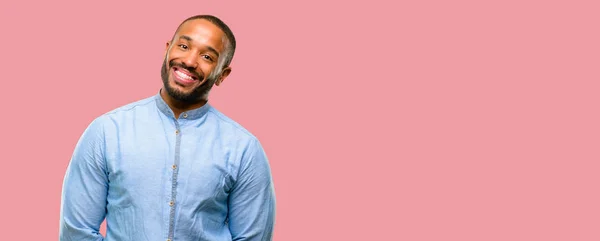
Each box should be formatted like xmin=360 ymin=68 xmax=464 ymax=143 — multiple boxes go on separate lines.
xmin=194 ymin=66 xmax=210 ymax=78
xmin=203 ymin=65 xmax=218 ymax=76
xmin=166 ymin=51 xmax=182 ymax=64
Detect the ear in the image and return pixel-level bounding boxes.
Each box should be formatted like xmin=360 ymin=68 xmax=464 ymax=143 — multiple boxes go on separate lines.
xmin=165 ymin=41 xmax=171 ymax=53
xmin=215 ymin=67 xmax=232 ymax=86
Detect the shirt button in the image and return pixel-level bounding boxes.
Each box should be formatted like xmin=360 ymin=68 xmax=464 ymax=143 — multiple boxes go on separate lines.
xmin=172 ymin=164 xmax=177 ymax=169
xmin=169 ymin=200 xmax=175 ymax=206
xmin=183 ymin=113 xmax=188 ymax=118
xmin=167 ymin=239 xmax=171 ymax=241
xmin=175 ymin=130 xmax=179 ymax=135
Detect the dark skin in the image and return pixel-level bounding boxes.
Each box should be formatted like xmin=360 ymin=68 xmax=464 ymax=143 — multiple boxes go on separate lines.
xmin=160 ymin=19 xmax=232 ymax=118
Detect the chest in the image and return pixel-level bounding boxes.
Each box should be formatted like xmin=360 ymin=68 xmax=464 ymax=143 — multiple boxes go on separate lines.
xmin=103 ymin=124 xmax=236 ymax=206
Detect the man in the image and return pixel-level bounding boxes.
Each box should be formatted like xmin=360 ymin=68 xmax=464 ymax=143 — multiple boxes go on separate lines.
xmin=59 ymin=15 xmax=276 ymax=241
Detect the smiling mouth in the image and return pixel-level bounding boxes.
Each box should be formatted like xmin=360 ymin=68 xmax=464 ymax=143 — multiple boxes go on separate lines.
xmin=171 ymin=67 xmax=201 ymax=86
xmin=173 ymin=67 xmax=198 ymax=81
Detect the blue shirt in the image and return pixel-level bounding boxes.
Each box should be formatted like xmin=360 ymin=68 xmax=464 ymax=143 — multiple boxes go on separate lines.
xmin=59 ymin=91 xmax=276 ymax=241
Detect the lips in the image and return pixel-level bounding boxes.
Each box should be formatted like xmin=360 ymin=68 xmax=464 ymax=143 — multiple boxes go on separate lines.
xmin=172 ymin=67 xmax=198 ymax=86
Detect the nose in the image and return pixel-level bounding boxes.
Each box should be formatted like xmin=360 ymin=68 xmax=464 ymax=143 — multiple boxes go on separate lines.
xmin=181 ymin=52 xmax=199 ymax=69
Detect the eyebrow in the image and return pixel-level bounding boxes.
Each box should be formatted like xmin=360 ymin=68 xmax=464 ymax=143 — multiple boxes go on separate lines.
xmin=179 ymin=35 xmax=220 ymax=57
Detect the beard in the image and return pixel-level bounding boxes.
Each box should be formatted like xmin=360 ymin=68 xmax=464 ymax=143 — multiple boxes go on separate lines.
xmin=160 ymin=58 xmax=220 ymax=103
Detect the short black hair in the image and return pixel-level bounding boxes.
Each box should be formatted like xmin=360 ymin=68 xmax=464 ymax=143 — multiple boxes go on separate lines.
xmin=175 ymin=15 xmax=237 ymax=68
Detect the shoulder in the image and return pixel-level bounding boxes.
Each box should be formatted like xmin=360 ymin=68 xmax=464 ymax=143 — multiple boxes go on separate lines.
xmin=204 ymin=105 xmax=268 ymax=161
xmin=103 ymin=95 xmax=157 ymax=118
xmin=81 ymin=95 xmax=157 ymax=133
xmin=206 ymin=107 xmax=272 ymax=181
xmin=92 ymin=95 xmax=158 ymax=123
xmin=205 ymin=105 xmax=260 ymax=143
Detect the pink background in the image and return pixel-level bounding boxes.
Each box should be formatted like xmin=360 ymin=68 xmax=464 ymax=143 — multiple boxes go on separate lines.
xmin=1 ymin=0 xmax=599 ymax=240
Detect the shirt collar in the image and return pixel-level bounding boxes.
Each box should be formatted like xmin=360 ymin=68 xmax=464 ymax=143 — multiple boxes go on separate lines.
xmin=154 ymin=89 xmax=211 ymax=120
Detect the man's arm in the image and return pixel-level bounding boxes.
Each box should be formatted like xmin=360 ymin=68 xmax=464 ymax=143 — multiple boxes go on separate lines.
xmin=228 ymin=139 xmax=276 ymax=241
xmin=59 ymin=117 xmax=108 ymax=241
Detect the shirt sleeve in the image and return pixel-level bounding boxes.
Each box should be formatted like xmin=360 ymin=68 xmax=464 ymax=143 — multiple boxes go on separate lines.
xmin=59 ymin=117 xmax=108 ymax=241
xmin=228 ymin=138 xmax=277 ymax=241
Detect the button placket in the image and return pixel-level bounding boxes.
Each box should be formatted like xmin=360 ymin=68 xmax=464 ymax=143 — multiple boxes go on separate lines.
xmin=168 ymin=121 xmax=182 ymax=240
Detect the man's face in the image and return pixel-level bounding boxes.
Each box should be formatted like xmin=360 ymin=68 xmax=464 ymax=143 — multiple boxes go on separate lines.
xmin=161 ymin=19 xmax=230 ymax=103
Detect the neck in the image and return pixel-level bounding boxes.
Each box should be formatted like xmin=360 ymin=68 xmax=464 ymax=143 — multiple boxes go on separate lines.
xmin=160 ymin=89 xmax=207 ymax=119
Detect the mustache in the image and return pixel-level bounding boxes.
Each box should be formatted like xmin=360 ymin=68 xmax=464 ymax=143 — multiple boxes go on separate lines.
xmin=169 ymin=60 xmax=202 ymax=79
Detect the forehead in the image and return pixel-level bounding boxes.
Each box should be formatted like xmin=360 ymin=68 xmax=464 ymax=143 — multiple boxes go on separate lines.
xmin=175 ymin=19 xmax=226 ymax=52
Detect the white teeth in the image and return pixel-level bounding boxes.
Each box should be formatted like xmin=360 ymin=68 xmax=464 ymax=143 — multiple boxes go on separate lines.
xmin=175 ymin=70 xmax=194 ymax=80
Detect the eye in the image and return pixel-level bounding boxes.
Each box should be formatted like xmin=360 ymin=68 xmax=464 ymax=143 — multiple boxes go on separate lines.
xmin=178 ymin=44 xmax=188 ymax=50
xmin=202 ymin=55 xmax=214 ymax=62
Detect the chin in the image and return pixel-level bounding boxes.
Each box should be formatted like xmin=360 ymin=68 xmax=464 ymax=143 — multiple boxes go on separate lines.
xmin=165 ymin=79 xmax=207 ymax=103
